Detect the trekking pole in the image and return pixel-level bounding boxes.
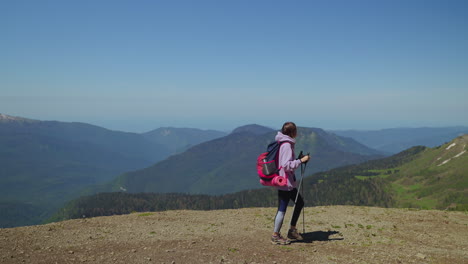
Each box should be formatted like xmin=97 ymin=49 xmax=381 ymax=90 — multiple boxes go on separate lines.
xmin=293 ymin=152 xmax=309 ymax=234
xmin=300 ymin=157 xmax=307 ymax=233
xmin=301 ymin=157 xmax=308 ymax=233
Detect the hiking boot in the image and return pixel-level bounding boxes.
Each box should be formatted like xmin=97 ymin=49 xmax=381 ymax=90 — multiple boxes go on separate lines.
xmin=287 ymin=228 xmax=304 ymax=240
xmin=271 ymin=233 xmax=291 ymax=245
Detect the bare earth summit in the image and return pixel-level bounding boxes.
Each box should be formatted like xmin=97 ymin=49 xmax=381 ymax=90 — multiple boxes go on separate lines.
xmin=1 ymin=206 xmax=467 ymax=264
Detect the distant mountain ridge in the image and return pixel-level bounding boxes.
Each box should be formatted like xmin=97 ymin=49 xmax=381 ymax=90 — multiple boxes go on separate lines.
xmin=143 ymin=127 xmax=227 ymax=155
xmin=0 ymin=113 xmax=37 ymax=123
xmin=230 ymin=124 xmax=274 ymax=135
xmin=110 ymin=125 xmax=382 ymax=195
xmin=332 ymin=127 xmax=468 ymax=154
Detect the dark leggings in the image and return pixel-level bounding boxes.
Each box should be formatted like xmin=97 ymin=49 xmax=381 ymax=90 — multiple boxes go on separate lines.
xmin=278 ymin=188 xmax=304 ymax=227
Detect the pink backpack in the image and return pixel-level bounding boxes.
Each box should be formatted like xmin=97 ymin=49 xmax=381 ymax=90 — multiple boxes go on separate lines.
xmin=256 ymin=141 xmax=290 ymax=187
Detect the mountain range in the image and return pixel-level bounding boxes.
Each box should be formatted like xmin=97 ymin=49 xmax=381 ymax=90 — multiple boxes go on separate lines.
xmin=108 ymin=125 xmax=382 ymax=195
xmin=332 ymin=126 xmax=468 ymax=154
xmin=0 ymin=114 xmax=225 ymax=227
xmin=2 ymin=113 xmax=467 ymax=228
xmin=51 ymin=134 xmax=468 ymax=223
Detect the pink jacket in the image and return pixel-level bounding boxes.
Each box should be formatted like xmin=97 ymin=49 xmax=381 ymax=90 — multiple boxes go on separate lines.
xmin=275 ymin=132 xmax=302 ymax=191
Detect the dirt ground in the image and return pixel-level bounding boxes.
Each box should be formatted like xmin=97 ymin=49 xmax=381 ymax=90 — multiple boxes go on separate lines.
xmin=1 ymin=206 xmax=467 ymax=264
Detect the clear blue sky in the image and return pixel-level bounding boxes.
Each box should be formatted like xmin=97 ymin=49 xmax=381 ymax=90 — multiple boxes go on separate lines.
xmin=2 ymin=0 xmax=467 ymax=132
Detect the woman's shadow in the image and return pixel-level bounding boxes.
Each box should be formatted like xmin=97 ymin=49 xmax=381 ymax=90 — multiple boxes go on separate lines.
xmin=292 ymin=230 xmax=343 ymax=244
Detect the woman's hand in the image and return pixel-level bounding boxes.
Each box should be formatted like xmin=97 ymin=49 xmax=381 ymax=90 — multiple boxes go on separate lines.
xmin=300 ymin=155 xmax=310 ymax=163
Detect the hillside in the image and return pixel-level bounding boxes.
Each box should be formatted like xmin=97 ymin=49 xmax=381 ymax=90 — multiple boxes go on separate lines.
xmin=111 ymin=125 xmax=382 ymax=195
xmin=0 ymin=114 xmax=224 ymax=228
xmin=387 ymin=134 xmax=468 ymax=210
xmin=0 ymin=114 xmax=161 ymax=227
xmin=302 ymin=134 xmax=468 ymax=211
xmin=1 ymin=207 xmax=467 ymax=263
xmin=332 ymin=126 xmax=468 ymax=154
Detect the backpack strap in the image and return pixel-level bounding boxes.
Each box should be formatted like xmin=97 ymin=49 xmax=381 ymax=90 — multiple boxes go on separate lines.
xmin=274 ymin=141 xmax=292 ymax=172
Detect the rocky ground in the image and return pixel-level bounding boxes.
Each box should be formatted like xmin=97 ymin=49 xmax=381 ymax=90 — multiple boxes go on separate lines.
xmin=1 ymin=206 xmax=467 ymax=263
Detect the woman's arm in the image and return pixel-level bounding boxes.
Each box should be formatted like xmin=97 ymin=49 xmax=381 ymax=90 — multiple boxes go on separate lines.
xmin=278 ymin=143 xmax=301 ymax=172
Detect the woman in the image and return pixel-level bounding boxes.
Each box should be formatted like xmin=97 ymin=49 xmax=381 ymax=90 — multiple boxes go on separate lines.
xmin=271 ymin=122 xmax=310 ymax=245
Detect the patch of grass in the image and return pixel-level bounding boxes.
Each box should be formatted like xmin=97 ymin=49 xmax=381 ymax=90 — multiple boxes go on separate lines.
xmin=355 ymin=169 xmax=395 ymax=180
xmin=331 ymin=225 xmax=341 ymax=229
xmin=408 ymin=184 xmax=422 ymax=191
xmin=355 ymin=176 xmax=370 ymax=180
xmin=414 ymin=198 xmax=438 ymax=210
xmin=279 ymin=246 xmax=294 ymax=251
